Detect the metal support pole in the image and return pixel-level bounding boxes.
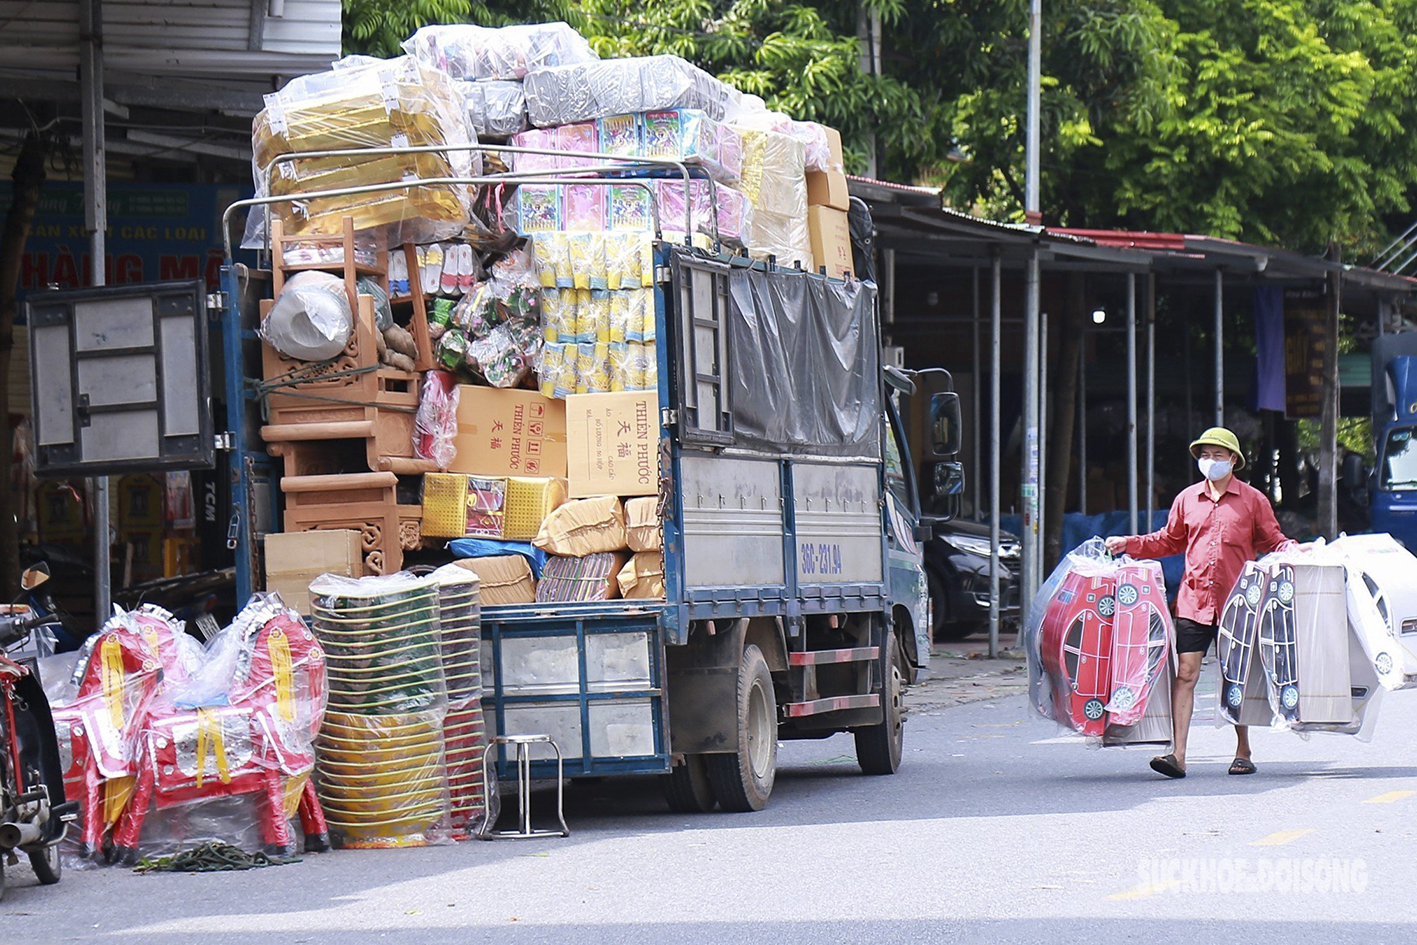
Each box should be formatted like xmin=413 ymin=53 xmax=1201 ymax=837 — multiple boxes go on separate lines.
xmin=1214 ymin=268 xmax=1225 ymax=427
xmin=1039 ymin=307 xmax=1048 ymax=559
xmin=1319 ymin=265 xmax=1341 ymax=538
xmin=989 ymin=250 xmax=1002 ymax=657
xmin=81 ymin=0 xmax=110 ymax=621
xmin=1078 ymin=336 xmax=1087 ymax=514
xmin=1025 ymin=0 xmax=1042 ymax=224
xmin=1022 ymin=247 xmax=1042 ymax=610
xmin=1146 ymin=273 xmax=1156 ymax=526
xmin=971 ymin=266 xmax=982 ymax=521
xmin=1126 ymin=273 xmax=1139 ymax=534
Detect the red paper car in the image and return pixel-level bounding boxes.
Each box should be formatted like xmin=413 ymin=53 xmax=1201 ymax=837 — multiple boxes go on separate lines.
xmin=1039 ymin=571 xmax=1116 ymax=735
xmin=1106 ymin=563 xmax=1171 ymax=727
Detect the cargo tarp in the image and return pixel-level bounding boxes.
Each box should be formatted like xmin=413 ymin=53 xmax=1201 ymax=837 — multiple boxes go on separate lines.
xmin=726 ymin=264 xmax=880 ymax=457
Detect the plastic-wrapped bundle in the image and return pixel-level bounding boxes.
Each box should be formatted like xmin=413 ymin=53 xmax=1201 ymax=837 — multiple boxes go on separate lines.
xmin=404 ymin=21 xmax=597 ymax=81
xmin=536 ymin=552 xmax=631 ymax=602
xmin=414 ymin=369 xmax=460 ymax=468
xmin=460 ymin=79 xmax=528 ymax=139
xmin=1217 ymin=546 xmax=1385 ymax=737
xmin=106 ymin=595 xmax=331 ymax=862
xmin=310 ymin=573 xmax=452 ymax=847
xmin=790 ymin=120 xmax=837 ymax=173
xmin=251 ymin=55 xmax=475 ymax=244
xmin=428 ymin=564 xmax=495 ymax=839
xmin=258 ymin=271 xmax=353 ymax=362
xmin=50 ymin=610 xmax=167 ymax=859
xmin=524 ymin=56 xmax=742 ymax=128
xmin=734 ymin=127 xmax=810 ymax=267
xmin=641 ymin=109 xmax=743 ymax=183
xmin=1330 ymin=532 xmax=1417 ymax=690
xmin=653 ymin=179 xmax=753 ymax=247
xmin=1024 ymin=539 xmax=1174 ymax=739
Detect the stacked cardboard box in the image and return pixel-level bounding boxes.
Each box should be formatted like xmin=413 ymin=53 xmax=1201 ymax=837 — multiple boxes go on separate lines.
xmin=805 ymin=127 xmax=853 ymax=279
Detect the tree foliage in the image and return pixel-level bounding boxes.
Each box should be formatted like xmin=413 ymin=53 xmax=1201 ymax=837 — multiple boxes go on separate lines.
xmin=341 ymin=0 xmax=1417 ymax=253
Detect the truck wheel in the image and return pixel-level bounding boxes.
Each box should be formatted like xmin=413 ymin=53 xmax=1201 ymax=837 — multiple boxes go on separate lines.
xmin=855 ymin=634 xmax=904 ymax=775
xmin=662 ymin=754 xmax=717 ymax=813
xmin=705 ymin=644 xmax=777 ymax=812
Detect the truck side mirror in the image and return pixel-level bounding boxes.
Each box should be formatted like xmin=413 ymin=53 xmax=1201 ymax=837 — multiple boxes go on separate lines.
xmin=933 ymin=461 xmax=965 ymax=497
xmin=913 ymin=523 xmax=934 ymax=542
xmin=929 ymin=392 xmax=962 ymax=458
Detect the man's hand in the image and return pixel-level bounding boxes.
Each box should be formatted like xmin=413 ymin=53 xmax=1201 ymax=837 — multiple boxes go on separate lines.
xmin=1104 ymin=536 xmax=1129 ymax=556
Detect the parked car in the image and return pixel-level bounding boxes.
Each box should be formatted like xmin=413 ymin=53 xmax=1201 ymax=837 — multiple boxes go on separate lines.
xmin=925 ymin=518 xmax=1021 ymax=641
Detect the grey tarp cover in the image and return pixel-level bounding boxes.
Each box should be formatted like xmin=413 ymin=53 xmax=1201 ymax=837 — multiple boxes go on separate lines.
xmin=727 ymin=265 xmax=881 ymax=457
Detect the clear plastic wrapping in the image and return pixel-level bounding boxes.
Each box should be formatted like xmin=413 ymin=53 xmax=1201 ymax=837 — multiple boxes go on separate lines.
xmin=429 ymin=564 xmax=496 ymax=839
xmin=733 ymin=127 xmax=810 ymax=267
xmin=404 ymin=22 xmax=597 ymax=81
xmin=251 ymin=55 xmax=476 ymax=245
xmin=414 ymin=369 xmax=460 ymax=468
xmin=508 ymin=108 xmax=743 ymax=183
xmin=524 ymin=55 xmax=742 ymax=128
xmin=1215 ymin=545 xmax=1385 ymax=738
xmin=460 ymin=79 xmax=529 ymax=139
xmin=1330 ymin=532 xmax=1417 ymax=690
xmin=109 ymin=596 xmax=330 ymax=860
xmin=309 ymin=573 xmax=453 ymax=847
xmin=258 ymin=271 xmax=353 ymax=362
xmin=1024 ymin=539 xmax=1175 ymax=740
xmin=56 ymin=598 xmax=332 ymax=864
xmin=536 ymin=552 xmax=630 ymax=602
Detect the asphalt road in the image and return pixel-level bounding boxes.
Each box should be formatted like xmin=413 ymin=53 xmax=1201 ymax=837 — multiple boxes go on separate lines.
xmin=7 ymin=661 xmax=1417 ymax=945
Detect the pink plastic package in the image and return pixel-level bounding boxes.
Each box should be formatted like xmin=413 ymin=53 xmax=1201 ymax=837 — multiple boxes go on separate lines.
xmin=415 ymin=369 xmax=461 ymax=467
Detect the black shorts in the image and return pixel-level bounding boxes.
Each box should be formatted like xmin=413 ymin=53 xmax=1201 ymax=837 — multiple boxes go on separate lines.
xmin=1175 ymin=618 xmax=1218 ymax=655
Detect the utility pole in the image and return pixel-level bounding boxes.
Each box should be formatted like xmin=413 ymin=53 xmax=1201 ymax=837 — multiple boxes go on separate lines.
xmin=857 ymin=5 xmax=883 ymax=178
xmin=81 ymin=0 xmax=111 ymax=621
xmin=1021 ymin=0 xmax=1043 ymax=602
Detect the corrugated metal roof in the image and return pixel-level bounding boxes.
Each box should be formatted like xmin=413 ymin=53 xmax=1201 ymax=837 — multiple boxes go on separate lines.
xmin=0 ymin=0 xmax=338 ymax=77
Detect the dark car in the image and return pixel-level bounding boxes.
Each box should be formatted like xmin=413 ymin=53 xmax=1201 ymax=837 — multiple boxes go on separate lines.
xmin=924 ymin=518 xmax=1021 ymax=641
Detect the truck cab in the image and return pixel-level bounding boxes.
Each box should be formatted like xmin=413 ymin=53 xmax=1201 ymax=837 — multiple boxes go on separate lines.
xmin=883 ymin=367 xmax=962 ymax=675
xmin=1373 ymin=355 xmax=1417 ymax=547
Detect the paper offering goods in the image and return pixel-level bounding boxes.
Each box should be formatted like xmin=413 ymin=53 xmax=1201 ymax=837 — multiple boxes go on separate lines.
xmin=1330 ymin=532 xmax=1417 ymax=689
xmin=523 ymin=55 xmax=743 ymax=128
xmin=1215 ymin=543 xmax=1393 ymax=737
xmin=403 ymin=22 xmax=597 ymax=81
xmin=251 ymin=55 xmax=475 ymax=245
xmin=1025 ymin=539 xmax=1174 ymax=739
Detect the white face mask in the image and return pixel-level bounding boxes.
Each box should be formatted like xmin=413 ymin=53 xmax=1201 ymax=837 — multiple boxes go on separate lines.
xmin=1198 ymin=457 xmax=1232 ymax=481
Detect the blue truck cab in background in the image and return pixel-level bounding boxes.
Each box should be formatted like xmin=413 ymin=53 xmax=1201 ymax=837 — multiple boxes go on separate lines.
xmin=221 ymin=242 xmax=953 ymax=814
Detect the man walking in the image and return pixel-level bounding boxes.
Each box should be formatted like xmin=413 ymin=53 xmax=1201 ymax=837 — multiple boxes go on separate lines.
xmin=1105 ymin=427 xmax=1295 ymax=778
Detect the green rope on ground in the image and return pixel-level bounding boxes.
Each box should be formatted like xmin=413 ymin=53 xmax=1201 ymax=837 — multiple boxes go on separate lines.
xmin=133 ymin=840 xmax=300 ymax=873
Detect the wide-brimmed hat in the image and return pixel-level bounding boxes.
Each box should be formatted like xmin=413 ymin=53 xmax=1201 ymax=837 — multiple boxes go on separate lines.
xmin=1189 ymin=427 xmax=1245 ymax=470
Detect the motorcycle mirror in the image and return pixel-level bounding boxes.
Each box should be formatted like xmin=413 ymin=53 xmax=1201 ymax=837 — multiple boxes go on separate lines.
xmin=20 ymin=561 xmax=51 ymax=590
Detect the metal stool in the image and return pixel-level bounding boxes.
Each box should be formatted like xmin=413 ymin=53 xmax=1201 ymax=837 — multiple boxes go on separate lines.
xmin=478 ymin=734 xmax=570 ymax=839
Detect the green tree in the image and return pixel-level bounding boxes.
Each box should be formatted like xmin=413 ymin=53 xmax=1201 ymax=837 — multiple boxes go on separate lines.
xmin=342 ymin=0 xmax=584 ymax=59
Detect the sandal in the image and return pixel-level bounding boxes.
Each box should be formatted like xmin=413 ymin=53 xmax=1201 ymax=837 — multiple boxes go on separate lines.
xmin=1228 ymin=757 xmax=1257 ymax=776
xmin=1149 ymin=753 xmax=1186 ymax=779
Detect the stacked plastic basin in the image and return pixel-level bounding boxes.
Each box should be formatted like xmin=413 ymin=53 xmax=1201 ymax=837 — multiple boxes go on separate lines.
xmin=430 ymin=564 xmax=495 ymax=838
xmin=309 ymin=573 xmax=452 ymax=847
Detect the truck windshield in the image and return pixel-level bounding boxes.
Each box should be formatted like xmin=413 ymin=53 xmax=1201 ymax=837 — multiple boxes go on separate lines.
xmin=1381 ymin=427 xmax=1417 ymax=490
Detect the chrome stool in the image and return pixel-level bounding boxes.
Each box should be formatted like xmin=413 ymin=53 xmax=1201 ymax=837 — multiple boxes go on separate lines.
xmin=478 ymin=734 xmax=570 ymax=839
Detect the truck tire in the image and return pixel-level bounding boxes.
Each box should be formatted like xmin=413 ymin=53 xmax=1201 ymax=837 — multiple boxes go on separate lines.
xmin=705 ymin=644 xmax=777 ymax=812
xmin=855 ymin=633 xmax=904 ymax=775
xmin=28 ymin=842 xmax=61 ymax=885
xmin=662 ymin=754 xmax=717 ymax=813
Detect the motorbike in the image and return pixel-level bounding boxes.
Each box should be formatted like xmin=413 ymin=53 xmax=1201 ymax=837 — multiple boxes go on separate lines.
xmin=0 ymin=562 xmax=78 ymax=898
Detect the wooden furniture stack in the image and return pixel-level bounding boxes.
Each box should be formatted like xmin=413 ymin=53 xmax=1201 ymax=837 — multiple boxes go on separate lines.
xmin=260 ymin=218 xmax=438 ymax=575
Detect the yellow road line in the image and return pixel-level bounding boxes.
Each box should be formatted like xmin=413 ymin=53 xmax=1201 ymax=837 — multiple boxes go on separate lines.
xmin=1250 ymin=829 xmax=1313 ymax=846
xmin=1363 ymin=790 xmax=1417 ymax=804
xmin=1109 ymin=880 xmax=1180 ymax=901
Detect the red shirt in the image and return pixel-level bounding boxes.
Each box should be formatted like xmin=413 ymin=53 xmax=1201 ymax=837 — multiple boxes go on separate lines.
xmin=1123 ymin=477 xmax=1294 ymax=625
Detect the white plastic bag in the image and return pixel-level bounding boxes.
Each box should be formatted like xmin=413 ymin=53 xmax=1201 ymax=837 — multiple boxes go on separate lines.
xmin=259 ymin=271 xmax=353 ymax=361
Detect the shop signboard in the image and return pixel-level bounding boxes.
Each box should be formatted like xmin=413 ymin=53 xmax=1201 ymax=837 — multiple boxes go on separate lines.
xmin=1284 ymin=287 xmax=1328 ymax=420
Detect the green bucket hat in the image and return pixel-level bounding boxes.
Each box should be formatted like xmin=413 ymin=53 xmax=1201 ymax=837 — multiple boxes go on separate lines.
xmin=1189 ymin=427 xmax=1245 ymax=470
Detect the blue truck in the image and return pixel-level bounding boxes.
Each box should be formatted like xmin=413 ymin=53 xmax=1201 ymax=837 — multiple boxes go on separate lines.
xmin=211 ymin=181 xmax=956 ymax=811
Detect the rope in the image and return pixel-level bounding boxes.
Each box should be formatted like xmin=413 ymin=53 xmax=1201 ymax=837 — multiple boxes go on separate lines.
xmin=134 ymin=840 xmax=299 ymax=873
xmin=250 ymin=361 xmax=417 ymax=419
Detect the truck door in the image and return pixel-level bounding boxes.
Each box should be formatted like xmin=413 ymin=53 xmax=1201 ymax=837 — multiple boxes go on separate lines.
xmin=884 ymin=398 xmax=930 ymax=674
